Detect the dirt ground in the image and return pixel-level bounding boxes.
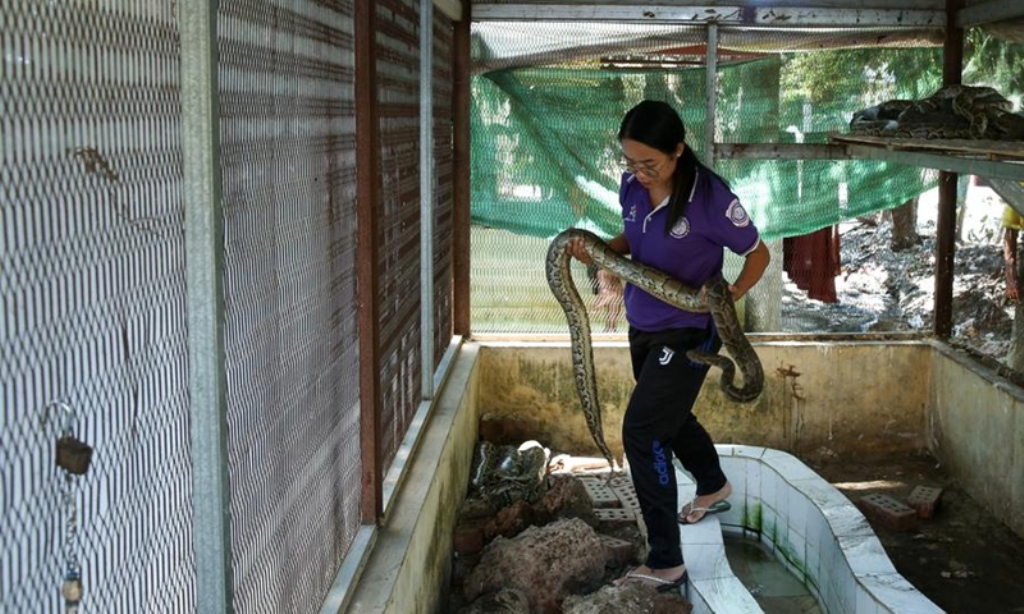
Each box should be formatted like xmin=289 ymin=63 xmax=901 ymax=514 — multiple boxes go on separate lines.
xmin=804 ymin=451 xmax=1024 ymax=614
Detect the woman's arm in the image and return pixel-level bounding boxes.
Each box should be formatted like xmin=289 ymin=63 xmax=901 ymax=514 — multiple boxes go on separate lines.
xmin=729 ymin=240 xmax=770 ymax=300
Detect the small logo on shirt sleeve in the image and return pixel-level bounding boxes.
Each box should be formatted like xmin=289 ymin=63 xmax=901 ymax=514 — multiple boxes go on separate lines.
xmin=726 ymin=199 xmax=750 ymax=227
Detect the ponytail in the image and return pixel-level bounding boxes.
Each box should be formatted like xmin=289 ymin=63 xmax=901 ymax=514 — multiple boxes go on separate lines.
xmin=664 ymin=146 xmax=701 ymax=234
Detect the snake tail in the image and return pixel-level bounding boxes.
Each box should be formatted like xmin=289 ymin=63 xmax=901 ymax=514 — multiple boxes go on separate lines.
xmin=546 ymin=232 xmax=619 ymax=472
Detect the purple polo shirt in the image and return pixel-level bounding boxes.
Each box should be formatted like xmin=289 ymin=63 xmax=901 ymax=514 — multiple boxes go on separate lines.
xmin=619 ymin=170 xmax=760 ymax=332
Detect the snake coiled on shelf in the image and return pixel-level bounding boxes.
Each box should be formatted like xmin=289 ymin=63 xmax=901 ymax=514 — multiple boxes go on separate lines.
xmin=546 ymin=228 xmax=764 ymax=470
xmin=849 ymin=84 xmax=1024 ymax=140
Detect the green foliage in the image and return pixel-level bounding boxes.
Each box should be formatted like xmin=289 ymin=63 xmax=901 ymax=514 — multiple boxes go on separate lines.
xmin=780 ymin=47 xmax=942 ymax=108
xmin=964 ymin=29 xmax=1024 ymax=103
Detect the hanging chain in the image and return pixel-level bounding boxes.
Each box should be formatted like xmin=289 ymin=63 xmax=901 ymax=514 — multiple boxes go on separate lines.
xmin=62 ymin=468 xmax=82 ymax=613
xmin=63 ymin=469 xmax=81 ymax=570
xmin=46 ymin=401 xmax=84 ymax=613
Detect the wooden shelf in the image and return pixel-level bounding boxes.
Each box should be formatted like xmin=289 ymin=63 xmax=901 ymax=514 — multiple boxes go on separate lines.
xmin=827 ymin=133 xmax=1024 ymax=181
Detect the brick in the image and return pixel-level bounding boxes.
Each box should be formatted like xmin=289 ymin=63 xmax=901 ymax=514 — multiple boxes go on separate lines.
xmin=906 ymin=485 xmax=943 ymax=519
xmin=578 ymin=476 xmax=620 ymax=508
xmin=857 ymin=493 xmax=917 ymax=531
xmin=594 ymin=507 xmax=637 ymax=525
xmin=599 ymin=534 xmax=636 ymax=568
xmin=609 ymin=478 xmax=640 ymax=512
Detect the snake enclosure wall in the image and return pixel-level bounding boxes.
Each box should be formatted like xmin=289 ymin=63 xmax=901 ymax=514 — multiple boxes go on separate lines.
xmin=477 ymin=339 xmax=931 ymax=460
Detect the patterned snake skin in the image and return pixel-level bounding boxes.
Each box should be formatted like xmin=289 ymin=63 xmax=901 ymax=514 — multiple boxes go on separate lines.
xmin=849 ymin=85 xmax=1024 ymax=140
xmin=546 ymin=228 xmax=764 ymax=469
xmin=470 ymin=440 xmax=549 ymax=507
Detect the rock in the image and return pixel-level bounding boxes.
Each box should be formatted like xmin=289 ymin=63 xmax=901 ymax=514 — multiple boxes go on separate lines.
xmin=562 ymin=582 xmax=692 ymax=614
xmin=458 ymin=587 xmax=532 ymax=614
xmin=460 ymin=497 xmax=497 ymax=521
xmin=454 ymin=520 xmax=487 ymax=556
xmin=539 ymin=474 xmax=597 ymax=525
xmin=485 ymin=499 xmax=534 ymax=540
xmin=451 ymin=553 xmax=481 ymax=591
xmin=464 ymin=518 xmax=607 ymax=614
xmin=598 ymin=534 xmax=636 ymax=569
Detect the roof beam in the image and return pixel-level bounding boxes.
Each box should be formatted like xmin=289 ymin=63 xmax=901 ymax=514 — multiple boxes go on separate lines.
xmin=472 ymin=4 xmax=945 ymax=27
xmin=955 ymin=0 xmax=1024 ymax=29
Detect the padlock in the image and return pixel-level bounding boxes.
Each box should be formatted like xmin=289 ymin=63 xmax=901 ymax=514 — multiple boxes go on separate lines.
xmin=56 ymin=436 xmax=93 ymax=475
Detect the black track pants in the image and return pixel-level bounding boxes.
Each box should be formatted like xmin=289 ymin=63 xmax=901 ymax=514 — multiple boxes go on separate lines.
xmin=623 ymin=325 xmax=727 ymax=570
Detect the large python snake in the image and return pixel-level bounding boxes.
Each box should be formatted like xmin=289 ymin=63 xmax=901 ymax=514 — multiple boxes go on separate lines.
xmin=469 ymin=440 xmax=550 ymax=507
xmin=546 ymin=228 xmax=764 ymax=470
xmin=849 ymin=84 xmax=1024 ymax=140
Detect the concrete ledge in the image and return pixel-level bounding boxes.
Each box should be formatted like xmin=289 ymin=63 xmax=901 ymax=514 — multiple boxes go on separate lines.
xmin=344 ymin=344 xmax=480 ymax=614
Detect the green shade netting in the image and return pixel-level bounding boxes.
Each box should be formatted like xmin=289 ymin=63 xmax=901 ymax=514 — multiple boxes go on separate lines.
xmin=470 ymin=56 xmax=939 ymax=242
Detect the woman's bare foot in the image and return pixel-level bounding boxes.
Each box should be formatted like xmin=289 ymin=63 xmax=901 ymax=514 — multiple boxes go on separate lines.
xmin=679 ymin=481 xmax=733 ymax=524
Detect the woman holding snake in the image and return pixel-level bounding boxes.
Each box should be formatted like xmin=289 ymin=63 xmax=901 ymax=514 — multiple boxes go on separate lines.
xmin=567 ymin=100 xmax=770 ymax=591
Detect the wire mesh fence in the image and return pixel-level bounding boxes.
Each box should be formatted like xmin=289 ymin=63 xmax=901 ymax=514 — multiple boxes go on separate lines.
xmin=1 ymin=0 xmax=423 ymax=611
xmin=2 ymin=2 xmax=196 ymax=612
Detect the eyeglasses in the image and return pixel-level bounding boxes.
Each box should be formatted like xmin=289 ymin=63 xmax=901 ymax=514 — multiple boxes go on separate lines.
xmin=622 ymin=156 xmax=668 ymax=179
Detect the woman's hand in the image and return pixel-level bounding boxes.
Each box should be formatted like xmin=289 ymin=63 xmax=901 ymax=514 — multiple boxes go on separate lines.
xmin=566 ymin=236 xmax=593 ymax=265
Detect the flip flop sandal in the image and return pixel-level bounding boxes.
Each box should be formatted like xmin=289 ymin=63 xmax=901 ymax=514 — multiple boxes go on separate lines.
xmin=616 ymin=568 xmax=689 ymax=593
xmin=678 ymin=499 xmax=732 ymax=525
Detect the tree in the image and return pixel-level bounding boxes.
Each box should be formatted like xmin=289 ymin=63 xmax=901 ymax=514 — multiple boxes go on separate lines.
xmin=889 ymin=197 xmax=922 ymax=252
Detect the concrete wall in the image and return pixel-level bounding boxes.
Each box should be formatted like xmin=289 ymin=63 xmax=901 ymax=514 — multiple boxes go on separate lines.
xmin=345 ymin=338 xmax=1024 ymax=614
xmin=929 ymin=343 xmax=1024 ymax=539
xmin=346 ymin=345 xmax=481 ymax=614
xmin=476 ymin=339 xmax=932 ymax=460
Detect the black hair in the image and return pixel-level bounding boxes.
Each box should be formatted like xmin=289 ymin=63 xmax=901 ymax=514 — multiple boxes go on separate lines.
xmin=618 ymin=100 xmax=716 ymax=234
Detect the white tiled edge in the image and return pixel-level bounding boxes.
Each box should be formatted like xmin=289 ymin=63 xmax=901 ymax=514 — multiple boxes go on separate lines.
xmin=675 ymin=445 xmax=944 ymax=614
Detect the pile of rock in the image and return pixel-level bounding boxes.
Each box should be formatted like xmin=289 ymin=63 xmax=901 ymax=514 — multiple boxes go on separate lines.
xmin=449 ymin=442 xmax=693 ymax=613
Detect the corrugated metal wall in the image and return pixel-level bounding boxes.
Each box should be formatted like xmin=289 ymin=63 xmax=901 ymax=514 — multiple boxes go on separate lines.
xmin=376 ymin=0 xmax=424 ymax=471
xmin=1 ymin=0 xmax=458 ymax=611
xmin=216 ymin=1 xmax=362 ymax=612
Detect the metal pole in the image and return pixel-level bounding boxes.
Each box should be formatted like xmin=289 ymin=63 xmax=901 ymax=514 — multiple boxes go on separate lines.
xmin=704 ymin=23 xmax=718 ymax=167
xmin=421 ymin=0 xmax=435 ymax=398
xmin=452 ymin=1 xmax=471 ymax=337
xmin=178 ymin=0 xmax=234 ymax=611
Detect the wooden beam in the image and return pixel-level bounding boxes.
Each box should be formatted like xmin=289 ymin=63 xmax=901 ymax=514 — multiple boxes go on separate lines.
xmin=356 ymin=0 xmax=383 ymax=524
xmin=956 ymin=0 xmax=1024 ymax=28
xmin=716 ymin=143 xmax=853 ymax=160
xmin=935 ymin=0 xmax=964 ymax=339
xmin=839 ymin=144 xmax=1024 ymax=181
xmin=472 ymin=4 xmax=945 ymax=27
